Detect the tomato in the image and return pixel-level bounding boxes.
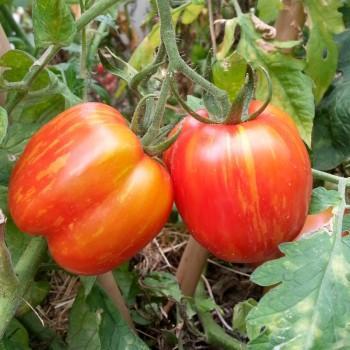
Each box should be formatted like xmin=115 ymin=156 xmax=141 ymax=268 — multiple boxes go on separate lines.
xmin=164 ymin=101 xmax=312 ymax=263
xmin=9 ymin=103 xmax=173 ymax=275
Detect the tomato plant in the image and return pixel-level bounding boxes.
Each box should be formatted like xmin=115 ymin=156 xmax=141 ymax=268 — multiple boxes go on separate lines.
xmin=8 ymin=102 xmax=173 ymax=275
xmin=165 ymin=101 xmax=312 ymax=263
xmin=1 ymin=0 xmax=350 ymax=349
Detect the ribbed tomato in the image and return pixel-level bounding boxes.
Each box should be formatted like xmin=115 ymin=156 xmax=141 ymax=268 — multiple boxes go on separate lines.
xmin=164 ymin=101 xmax=312 ymax=263
xmin=9 ymin=103 xmax=173 ymax=275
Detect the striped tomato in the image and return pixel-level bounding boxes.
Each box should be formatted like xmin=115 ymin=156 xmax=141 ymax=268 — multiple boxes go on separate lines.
xmin=9 ymin=103 xmax=173 ymax=275
xmin=164 ymin=101 xmax=312 ymax=263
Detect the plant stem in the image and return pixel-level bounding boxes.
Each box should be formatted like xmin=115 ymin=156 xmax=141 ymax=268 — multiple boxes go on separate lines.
xmin=0 ymin=223 xmax=46 ymax=339
xmin=230 ymin=0 xmax=243 ymax=16
xmin=141 ymin=74 xmax=171 ymax=145
xmin=156 ymin=0 xmax=230 ymax=117
xmin=88 ymin=20 xmax=108 ymax=67
xmin=97 ymin=272 xmax=135 ymax=331
xmin=312 ymin=169 xmax=350 ymax=187
xmin=76 ymin=0 xmax=123 ymax=31
xmin=207 ymin=0 xmax=217 ymax=55
xmin=80 ymin=0 xmax=89 ymax=101
xmin=0 ymin=5 xmax=34 ymax=54
xmin=5 ymin=44 xmax=60 ymax=115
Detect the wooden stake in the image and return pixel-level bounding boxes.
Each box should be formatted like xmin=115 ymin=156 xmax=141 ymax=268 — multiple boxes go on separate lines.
xmin=275 ymin=0 xmax=306 ymax=42
xmin=164 ymin=236 xmax=209 ymax=313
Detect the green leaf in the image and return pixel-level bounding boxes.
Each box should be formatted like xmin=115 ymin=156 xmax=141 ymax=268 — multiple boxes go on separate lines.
xmin=0 ymin=319 xmax=31 ymax=350
xmin=17 ymin=280 xmax=50 ymax=315
xmin=186 ymin=95 xmax=205 ymax=110
xmin=247 ymin=230 xmax=350 ymax=348
xmin=32 ymin=0 xmax=76 ymax=48
xmin=19 ymin=311 xmax=66 ymax=350
xmin=143 ymin=271 xmax=182 ymax=302
xmin=0 ymin=107 xmax=8 ymax=145
xmin=113 ymin=263 xmax=140 ymax=306
xmin=257 ymin=0 xmax=282 ymax=23
xmin=67 ymin=286 xmax=149 ymax=350
xmin=195 ymin=282 xmax=244 ymax=350
xmin=309 ymin=187 xmax=341 ymax=214
xmin=304 ymin=0 xmax=344 ymax=102
xmin=0 ymin=185 xmax=8 ymax=214
xmin=232 ymin=298 xmax=258 ymax=338
xmin=80 ymin=276 xmax=96 ymax=297
xmin=212 ymin=52 xmax=247 ymax=101
xmin=312 ymin=30 xmax=350 ymax=170
xmin=237 ymin=14 xmax=314 ymax=145
xmin=129 ymin=3 xmax=204 ymax=71
xmin=5 ymin=218 xmax=31 ymax=265
xmin=0 ymin=50 xmax=50 ymax=91
xmin=67 ymin=287 xmax=101 ymax=350
xmin=216 ymin=19 xmax=238 ymax=60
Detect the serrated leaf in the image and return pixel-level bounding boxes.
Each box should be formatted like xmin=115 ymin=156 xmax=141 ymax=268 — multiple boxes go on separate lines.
xmin=232 ymin=298 xmax=258 ymax=337
xmin=0 ymin=50 xmax=50 ymax=91
xmin=143 ymin=271 xmax=182 ymax=302
xmin=237 ymin=14 xmax=314 ymax=145
xmin=257 ymin=0 xmax=282 ymax=23
xmin=304 ymin=0 xmax=344 ymax=102
xmin=0 ymin=107 xmax=8 ymax=145
xmin=186 ymin=95 xmax=205 ymax=110
xmin=309 ymin=187 xmax=341 ymax=214
xmin=32 ymin=0 xmax=76 ymax=48
xmin=312 ymin=30 xmax=350 ymax=170
xmin=247 ymin=229 xmax=350 ymax=349
xmin=67 ymin=286 xmax=149 ymax=350
xmin=212 ymin=52 xmax=247 ymax=101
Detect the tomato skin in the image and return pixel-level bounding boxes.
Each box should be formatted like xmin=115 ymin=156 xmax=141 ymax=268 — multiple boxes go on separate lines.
xmin=9 ymin=103 xmax=173 ymax=275
xmin=164 ymin=101 xmax=312 ymax=263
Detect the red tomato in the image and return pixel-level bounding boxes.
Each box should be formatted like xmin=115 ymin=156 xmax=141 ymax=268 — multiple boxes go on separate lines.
xmin=9 ymin=103 xmax=173 ymax=275
xmin=164 ymin=101 xmax=312 ymax=263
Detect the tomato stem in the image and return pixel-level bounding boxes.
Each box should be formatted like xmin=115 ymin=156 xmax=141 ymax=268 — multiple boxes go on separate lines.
xmin=156 ymin=0 xmax=230 ymax=118
xmin=230 ymin=0 xmax=243 ymax=17
xmin=130 ymin=93 xmax=158 ymax=134
xmin=312 ymin=169 xmax=350 ymax=187
xmin=141 ymin=73 xmax=171 ymax=146
xmin=170 ymin=81 xmax=221 ymax=124
xmin=129 ymin=44 xmax=166 ymax=92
